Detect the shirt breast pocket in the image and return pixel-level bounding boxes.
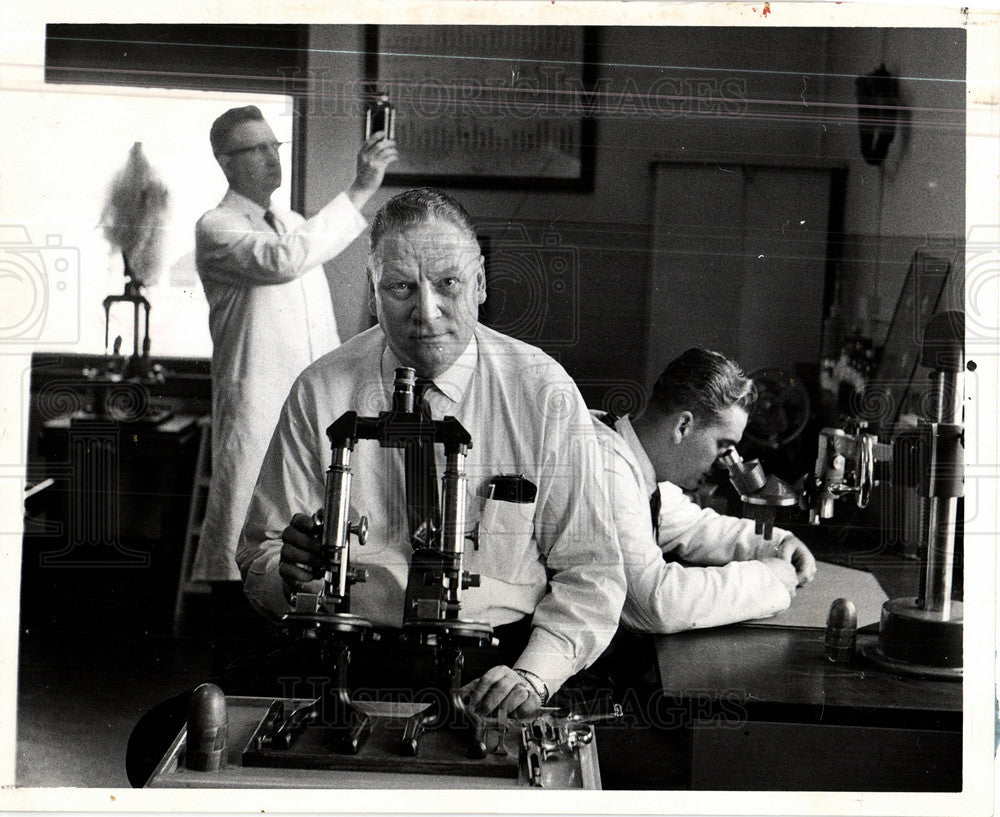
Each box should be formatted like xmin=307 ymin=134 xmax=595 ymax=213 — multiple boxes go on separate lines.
xmin=467 ymin=497 xmax=541 ymax=586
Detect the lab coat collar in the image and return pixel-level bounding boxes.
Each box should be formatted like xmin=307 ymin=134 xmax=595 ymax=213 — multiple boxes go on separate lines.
xmin=381 ymin=332 xmax=478 ymax=406
xmin=615 ymin=415 xmax=659 ymax=498
xmin=220 ymin=188 xmax=271 ymax=220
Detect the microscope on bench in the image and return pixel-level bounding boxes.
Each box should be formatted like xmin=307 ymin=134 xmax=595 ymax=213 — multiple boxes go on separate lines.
xmin=799 ymin=312 xmax=964 ymax=678
xmin=242 ymin=366 xmax=495 ymax=762
xmin=719 ymin=313 xmax=965 ymax=680
xmin=200 ymin=365 xmax=611 ymax=789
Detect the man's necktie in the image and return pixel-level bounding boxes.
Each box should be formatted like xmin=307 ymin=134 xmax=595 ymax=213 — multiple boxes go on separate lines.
xmin=650 ymin=487 xmax=662 ymax=542
xmin=263 ymin=209 xmax=282 ymax=234
xmin=404 ymin=377 xmax=440 ymax=547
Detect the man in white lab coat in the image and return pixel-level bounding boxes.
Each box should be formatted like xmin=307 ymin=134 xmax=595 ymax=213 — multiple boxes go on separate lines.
xmin=191 ymin=106 xmax=398 ymax=607
xmin=594 ymin=347 xmax=818 ymax=635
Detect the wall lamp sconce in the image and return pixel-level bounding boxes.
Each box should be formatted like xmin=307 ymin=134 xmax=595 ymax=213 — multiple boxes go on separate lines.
xmin=855 ymin=64 xmax=901 ymax=166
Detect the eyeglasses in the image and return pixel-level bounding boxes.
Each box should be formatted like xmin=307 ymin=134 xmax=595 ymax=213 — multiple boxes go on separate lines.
xmin=221 ymin=140 xmax=289 ymax=157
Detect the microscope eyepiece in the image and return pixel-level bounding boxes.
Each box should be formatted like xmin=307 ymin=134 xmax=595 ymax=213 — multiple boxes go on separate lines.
xmin=393 ymin=367 xmax=417 ymax=413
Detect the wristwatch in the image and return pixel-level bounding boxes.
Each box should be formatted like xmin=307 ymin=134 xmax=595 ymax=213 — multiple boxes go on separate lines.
xmin=514 ymin=668 xmax=549 ymax=705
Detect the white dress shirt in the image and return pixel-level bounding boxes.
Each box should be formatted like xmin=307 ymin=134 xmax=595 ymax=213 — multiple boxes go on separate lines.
xmin=192 ymin=189 xmax=367 ymax=582
xmin=238 ymin=324 xmax=626 ymax=694
xmin=593 ymin=412 xmax=794 ymax=633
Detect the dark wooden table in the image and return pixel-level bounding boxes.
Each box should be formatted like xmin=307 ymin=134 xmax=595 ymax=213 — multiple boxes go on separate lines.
xmin=653 ymin=535 xmax=963 ymax=792
xmin=24 ymin=411 xmax=204 ymax=636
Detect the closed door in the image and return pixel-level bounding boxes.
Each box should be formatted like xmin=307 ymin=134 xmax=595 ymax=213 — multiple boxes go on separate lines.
xmin=646 ymin=162 xmax=836 ymax=384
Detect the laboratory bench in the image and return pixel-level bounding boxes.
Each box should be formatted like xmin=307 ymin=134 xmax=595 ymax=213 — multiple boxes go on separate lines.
xmin=596 ymin=524 xmax=962 ymax=792
xmin=18 ymin=354 xmax=964 ymax=791
xmin=21 ymin=353 xmax=213 ymax=636
xmin=653 ymin=623 xmax=961 ymax=790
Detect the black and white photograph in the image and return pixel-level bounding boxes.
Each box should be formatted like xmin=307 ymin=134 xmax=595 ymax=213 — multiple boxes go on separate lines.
xmin=1 ymin=2 xmax=997 ymax=814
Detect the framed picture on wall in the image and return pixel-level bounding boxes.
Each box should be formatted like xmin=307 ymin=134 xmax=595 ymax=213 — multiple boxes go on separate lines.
xmin=364 ymin=25 xmax=597 ymax=190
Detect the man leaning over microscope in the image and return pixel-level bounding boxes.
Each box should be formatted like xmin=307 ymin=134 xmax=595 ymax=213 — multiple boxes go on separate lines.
xmin=593 ymin=347 xmax=817 ymax=636
xmin=237 ymin=187 xmax=626 ymax=719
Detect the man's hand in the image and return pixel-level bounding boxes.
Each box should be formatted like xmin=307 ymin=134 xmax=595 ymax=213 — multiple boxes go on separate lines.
xmin=347 ymin=132 xmax=399 ymax=211
xmin=776 ymin=535 xmax=818 ymax=586
xmin=461 ymin=665 xmax=543 ymax=720
xmin=279 ymin=512 xmax=324 ymax=601
xmin=761 ymin=557 xmax=798 ymax=597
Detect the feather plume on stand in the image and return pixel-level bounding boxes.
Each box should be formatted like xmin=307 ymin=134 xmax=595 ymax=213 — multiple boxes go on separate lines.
xmin=100 ymin=141 xmax=170 ymax=287
xmin=90 ymin=142 xmax=171 ymax=419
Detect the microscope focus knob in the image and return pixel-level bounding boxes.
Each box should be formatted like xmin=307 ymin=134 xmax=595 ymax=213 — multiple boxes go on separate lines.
xmin=463 ymin=571 xmax=481 ymax=589
xmin=350 ymin=515 xmax=369 ymax=547
xmin=350 ymin=568 xmax=369 ymax=584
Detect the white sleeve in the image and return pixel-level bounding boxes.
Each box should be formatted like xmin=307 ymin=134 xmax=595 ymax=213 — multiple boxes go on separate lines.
xmin=236 ymin=375 xmax=326 ymax=618
xmin=196 ymin=192 xmax=366 ymax=287
xmin=510 ymin=383 xmax=626 ymax=695
xmin=596 ymin=427 xmax=791 ymax=633
xmin=656 ymin=480 xmax=794 ymax=563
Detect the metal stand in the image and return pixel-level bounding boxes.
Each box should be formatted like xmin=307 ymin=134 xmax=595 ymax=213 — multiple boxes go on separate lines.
xmin=863 ymin=311 xmax=965 ymax=680
xmin=247 ymin=418 xmax=376 ymax=755
xmin=102 ymin=262 xmax=152 ymax=381
xmin=398 ymin=631 xmax=493 ymax=759
xmin=247 ymin=633 xmax=373 ymax=755
xmin=86 ymin=261 xmax=169 ymax=423
xmin=862 ymin=599 xmax=962 ymax=680
xmin=385 ymin=367 xmax=496 ymax=758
